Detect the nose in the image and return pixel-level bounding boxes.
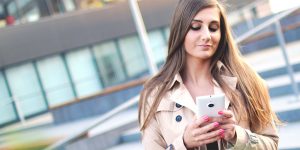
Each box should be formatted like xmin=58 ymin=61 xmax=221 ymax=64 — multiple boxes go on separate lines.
xmin=200 ymin=26 xmax=211 ymax=42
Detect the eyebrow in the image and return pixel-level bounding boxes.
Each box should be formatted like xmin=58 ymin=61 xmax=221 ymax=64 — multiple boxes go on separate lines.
xmin=192 ymin=19 xmax=220 ymax=24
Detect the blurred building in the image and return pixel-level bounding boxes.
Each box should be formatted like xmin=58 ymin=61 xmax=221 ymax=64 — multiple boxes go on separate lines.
xmin=0 ymin=0 xmax=299 ymax=130
xmin=0 ymin=0 xmax=172 ymax=128
xmin=0 ymin=0 xmax=299 ymax=149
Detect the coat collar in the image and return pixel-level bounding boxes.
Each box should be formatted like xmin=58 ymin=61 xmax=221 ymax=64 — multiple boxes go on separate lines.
xmin=167 ymin=61 xmax=238 ymax=114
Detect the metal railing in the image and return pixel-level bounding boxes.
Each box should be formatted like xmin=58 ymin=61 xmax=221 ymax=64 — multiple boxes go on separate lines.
xmin=236 ymin=6 xmax=300 ymax=101
xmin=43 ymin=5 xmax=300 ymax=150
xmin=44 ymin=95 xmax=139 ymax=150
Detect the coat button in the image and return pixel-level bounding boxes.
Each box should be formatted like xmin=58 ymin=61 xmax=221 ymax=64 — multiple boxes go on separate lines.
xmin=175 ymin=115 xmax=182 ymax=122
xmin=175 ymin=103 xmax=182 ymax=108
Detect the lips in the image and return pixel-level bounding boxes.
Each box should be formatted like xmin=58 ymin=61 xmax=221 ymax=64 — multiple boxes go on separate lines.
xmin=198 ymin=44 xmax=212 ymax=48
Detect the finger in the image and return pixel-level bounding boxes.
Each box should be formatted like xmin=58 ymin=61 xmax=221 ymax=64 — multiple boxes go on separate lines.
xmin=210 ymin=123 xmax=235 ymax=132
xmin=218 ymin=124 xmax=236 ymax=140
xmin=218 ymin=118 xmax=236 ymax=125
xmin=209 ymin=117 xmax=229 ymax=124
xmin=209 ymin=115 xmax=232 ymax=121
xmin=198 ymin=134 xmax=221 ymax=146
xmin=194 ymin=128 xmax=224 ymax=142
xmin=218 ymin=110 xmax=233 ymax=118
xmin=200 ymin=122 xmax=220 ymax=133
xmin=193 ymin=115 xmax=210 ymax=128
xmin=192 ymin=122 xmax=220 ymax=137
xmin=219 ymin=124 xmax=235 ymax=131
xmin=211 ymin=115 xmax=235 ymax=125
xmin=209 ymin=117 xmax=223 ymax=123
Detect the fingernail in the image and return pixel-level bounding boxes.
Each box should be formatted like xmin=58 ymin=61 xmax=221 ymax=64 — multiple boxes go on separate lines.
xmin=218 ymin=129 xmax=225 ymax=135
xmin=213 ymin=122 xmax=219 ymax=127
xmin=218 ymin=111 xmax=224 ymax=115
xmin=202 ymin=116 xmax=210 ymax=122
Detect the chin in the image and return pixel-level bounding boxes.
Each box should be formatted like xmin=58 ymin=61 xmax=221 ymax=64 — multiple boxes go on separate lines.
xmin=186 ymin=51 xmax=215 ymax=60
xmin=196 ymin=52 xmax=214 ymax=59
xmin=193 ymin=55 xmax=212 ymax=61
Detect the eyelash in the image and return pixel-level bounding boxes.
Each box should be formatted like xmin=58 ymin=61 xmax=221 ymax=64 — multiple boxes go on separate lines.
xmin=190 ymin=25 xmax=219 ymax=32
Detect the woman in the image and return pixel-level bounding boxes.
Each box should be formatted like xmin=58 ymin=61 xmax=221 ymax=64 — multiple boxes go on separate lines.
xmin=138 ymin=0 xmax=280 ymax=149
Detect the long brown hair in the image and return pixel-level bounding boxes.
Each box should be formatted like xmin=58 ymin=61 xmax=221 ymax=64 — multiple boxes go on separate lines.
xmin=139 ymin=0 xmax=280 ymax=132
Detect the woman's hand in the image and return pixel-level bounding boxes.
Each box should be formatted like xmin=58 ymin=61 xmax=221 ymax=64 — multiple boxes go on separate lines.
xmin=183 ymin=116 xmax=225 ymax=148
xmin=213 ymin=110 xmax=237 ymax=144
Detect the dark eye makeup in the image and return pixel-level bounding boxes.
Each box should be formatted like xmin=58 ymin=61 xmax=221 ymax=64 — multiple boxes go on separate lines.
xmin=190 ymin=25 xmax=201 ymax=31
xmin=209 ymin=24 xmax=219 ymax=32
xmin=190 ymin=22 xmax=219 ymax=32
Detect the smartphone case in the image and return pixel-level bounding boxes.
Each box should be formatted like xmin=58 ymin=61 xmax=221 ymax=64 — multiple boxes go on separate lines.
xmin=196 ymin=94 xmax=225 ymax=117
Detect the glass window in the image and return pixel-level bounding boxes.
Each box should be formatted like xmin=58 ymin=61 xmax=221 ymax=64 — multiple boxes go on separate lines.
xmin=8 ymin=2 xmax=17 ymax=17
xmin=36 ymin=55 xmax=75 ymax=106
xmin=65 ymin=48 xmax=102 ymax=97
xmin=0 ymin=72 xmax=17 ymax=125
xmin=62 ymin=0 xmax=76 ymax=12
xmin=5 ymin=63 xmax=47 ymax=117
xmin=163 ymin=27 xmax=170 ymax=41
xmin=18 ymin=0 xmax=32 ymax=8
xmin=93 ymin=41 xmax=126 ymax=87
xmin=148 ymin=30 xmax=167 ymax=64
xmin=118 ymin=35 xmax=147 ymax=77
xmin=50 ymin=0 xmax=65 ymax=13
xmin=24 ymin=6 xmax=40 ymax=22
xmin=0 ymin=5 xmax=4 ymax=15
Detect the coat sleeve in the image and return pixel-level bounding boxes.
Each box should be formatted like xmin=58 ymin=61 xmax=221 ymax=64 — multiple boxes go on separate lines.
xmin=224 ymin=81 xmax=279 ymax=150
xmin=141 ymin=94 xmax=188 ymax=150
xmin=141 ymin=116 xmax=167 ymax=150
xmin=225 ymin=121 xmax=279 ymax=150
xmin=142 ymin=117 xmax=189 ymax=150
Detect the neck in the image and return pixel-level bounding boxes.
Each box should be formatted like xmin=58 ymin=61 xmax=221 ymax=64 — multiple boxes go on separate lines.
xmin=181 ymin=57 xmax=212 ymax=86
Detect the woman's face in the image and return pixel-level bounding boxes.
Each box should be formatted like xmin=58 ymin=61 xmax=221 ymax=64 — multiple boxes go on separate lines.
xmin=184 ymin=6 xmax=221 ymax=61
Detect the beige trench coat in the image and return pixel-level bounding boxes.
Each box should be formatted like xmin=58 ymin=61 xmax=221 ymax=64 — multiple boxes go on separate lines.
xmin=141 ymin=62 xmax=279 ymax=150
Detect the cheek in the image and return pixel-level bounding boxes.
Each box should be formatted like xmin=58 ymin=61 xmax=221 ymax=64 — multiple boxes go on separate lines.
xmin=212 ymin=33 xmax=221 ymax=46
xmin=184 ymin=33 xmax=194 ymax=50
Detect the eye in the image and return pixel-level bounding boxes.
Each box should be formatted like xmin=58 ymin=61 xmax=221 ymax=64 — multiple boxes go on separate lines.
xmin=209 ymin=24 xmax=219 ymax=32
xmin=190 ymin=24 xmax=201 ymax=31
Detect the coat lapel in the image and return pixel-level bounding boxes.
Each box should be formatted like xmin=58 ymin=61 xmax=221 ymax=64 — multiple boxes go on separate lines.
xmin=168 ymin=85 xmax=198 ymax=114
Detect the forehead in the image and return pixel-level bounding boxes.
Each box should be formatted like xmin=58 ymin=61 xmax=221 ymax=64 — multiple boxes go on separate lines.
xmin=193 ymin=7 xmax=220 ymax=22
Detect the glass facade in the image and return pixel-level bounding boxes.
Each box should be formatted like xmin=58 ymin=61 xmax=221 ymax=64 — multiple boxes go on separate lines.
xmin=0 ymin=0 xmax=123 ymax=29
xmin=118 ymin=35 xmax=148 ymax=77
xmin=7 ymin=2 xmax=17 ymax=18
xmin=148 ymin=29 xmax=168 ymax=65
xmin=5 ymin=63 xmax=47 ymax=117
xmin=36 ymin=55 xmax=75 ymax=106
xmin=0 ymin=72 xmax=17 ymax=125
xmin=93 ymin=41 xmax=126 ymax=87
xmin=65 ymin=48 xmax=102 ymax=97
xmin=6 ymin=0 xmax=41 ymax=24
xmin=23 ymin=6 xmax=40 ymax=23
xmin=0 ymin=27 xmax=169 ymax=127
xmin=62 ymin=0 xmax=76 ymax=12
